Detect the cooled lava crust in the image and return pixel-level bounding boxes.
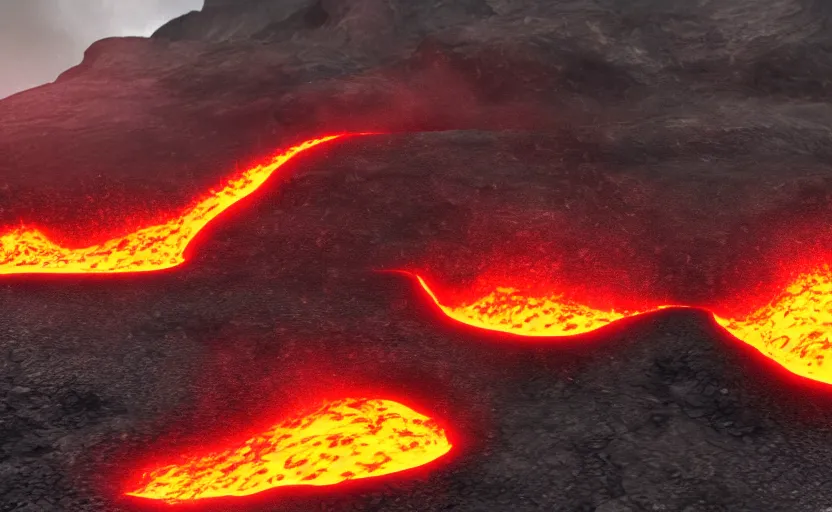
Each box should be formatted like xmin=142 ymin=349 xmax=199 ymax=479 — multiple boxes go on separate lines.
xmin=4 ymin=0 xmax=832 ymax=511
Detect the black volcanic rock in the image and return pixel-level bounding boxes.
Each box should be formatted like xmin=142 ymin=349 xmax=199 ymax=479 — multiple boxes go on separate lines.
xmin=153 ymin=0 xmax=320 ymax=43
xmin=2 ymin=0 xmax=832 ymax=511
xmin=154 ymin=0 xmax=498 ymax=48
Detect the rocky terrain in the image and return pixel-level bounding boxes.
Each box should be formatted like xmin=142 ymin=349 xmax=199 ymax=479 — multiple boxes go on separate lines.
xmin=2 ymin=0 xmax=832 ymax=510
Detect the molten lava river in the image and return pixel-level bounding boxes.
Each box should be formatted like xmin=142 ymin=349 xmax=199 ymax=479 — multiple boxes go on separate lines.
xmin=0 ymin=135 xmax=344 ymax=274
xmin=127 ymin=398 xmax=452 ymax=503
xmin=411 ymin=273 xmax=653 ymax=337
xmin=411 ymin=270 xmax=832 ymax=385
xmin=712 ymin=267 xmax=832 ymax=384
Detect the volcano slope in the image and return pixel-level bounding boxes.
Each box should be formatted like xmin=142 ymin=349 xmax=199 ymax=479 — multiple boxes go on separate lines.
xmin=3 ymin=1 xmax=832 ymax=511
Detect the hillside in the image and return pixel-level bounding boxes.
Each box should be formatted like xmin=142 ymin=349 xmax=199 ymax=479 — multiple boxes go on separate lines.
xmin=2 ymin=1 xmax=832 ymax=511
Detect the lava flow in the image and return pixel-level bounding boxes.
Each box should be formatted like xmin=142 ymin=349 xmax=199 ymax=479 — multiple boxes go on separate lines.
xmin=409 ymin=267 xmax=832 ymax=385
xmin=0 ymin=135 xmax=345 ymax=274
xmin=713 ymin=266 xmax=832 ymax=384
xmin=126 ymin=398 xmax=452 ymax=503
xmin=412 ymin=273 xmax=650 ymax=337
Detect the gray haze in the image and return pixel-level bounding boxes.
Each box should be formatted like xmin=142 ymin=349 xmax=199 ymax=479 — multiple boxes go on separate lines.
xmin=0 ymin=0 xmax=203 ymax=99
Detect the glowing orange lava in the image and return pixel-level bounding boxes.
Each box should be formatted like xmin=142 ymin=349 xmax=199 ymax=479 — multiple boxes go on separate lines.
xmin=413 ymin=274 xmax=649 ymax=337
xmin=409 ymin=267 xmax=832 ymax=385
xmin=0 ymin=135 xmax=344 ymax=274
xmin=713 ymin=266 xmax=832 ymax=384
xmin=126 ymin=398 xmax=452 ymax=503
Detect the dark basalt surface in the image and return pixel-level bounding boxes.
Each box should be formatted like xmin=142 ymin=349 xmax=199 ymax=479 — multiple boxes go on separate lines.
xmin=3 ymin=1 xmax=832 ymax=511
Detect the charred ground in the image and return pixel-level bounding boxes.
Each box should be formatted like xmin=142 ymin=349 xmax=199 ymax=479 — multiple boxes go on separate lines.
xmin=2 ymin=1 xmax=832 ymax=511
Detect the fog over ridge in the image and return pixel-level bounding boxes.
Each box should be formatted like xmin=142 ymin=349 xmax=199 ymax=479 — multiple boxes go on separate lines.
xmin=0 ymin=0 xmax=203 ymax=99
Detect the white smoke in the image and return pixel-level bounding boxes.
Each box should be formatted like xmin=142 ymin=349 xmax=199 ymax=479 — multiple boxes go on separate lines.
xmin=0 ymin=0 xmax=203 ymax=99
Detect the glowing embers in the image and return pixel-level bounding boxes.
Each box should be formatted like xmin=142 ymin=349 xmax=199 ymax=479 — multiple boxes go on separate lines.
xmin=713 ymin=267 xmax=832 ymax=384
xmin=413 ymin=274 xmax=647 ymax=337
xmin=126 ymin=398 xmax=452 ymax=503
xmin=0 ymin=135 xmax=343 ymax=274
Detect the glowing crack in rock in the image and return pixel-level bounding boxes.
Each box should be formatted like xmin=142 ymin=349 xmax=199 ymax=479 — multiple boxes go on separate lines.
xmin=0 ymin=135 xmax=345 ymax=274
xmin=413 ymin=274 xmax=649 ymax=337
xmin=713 ymin=267 xmax=832 ymax=384
xmin=126 ymin=398 xmax=452 ymax=503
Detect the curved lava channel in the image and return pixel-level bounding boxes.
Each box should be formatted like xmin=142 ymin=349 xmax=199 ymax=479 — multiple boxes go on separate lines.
xmin=0 ymin=135 xmax=346 ymax=274
xmin=412 ymin=273 xmax=654 ymax=337
xmin=712 ymin=267 xmax=832 ymax=384
xmin=411 ymin=270 xmax=832 ymax=385
xmin=126 ymin=398 xmax=452 ymax=503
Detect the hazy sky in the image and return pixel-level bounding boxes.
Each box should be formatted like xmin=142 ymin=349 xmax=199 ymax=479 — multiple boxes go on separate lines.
xmin=0 ymin=0 xmax=204 ymax=99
